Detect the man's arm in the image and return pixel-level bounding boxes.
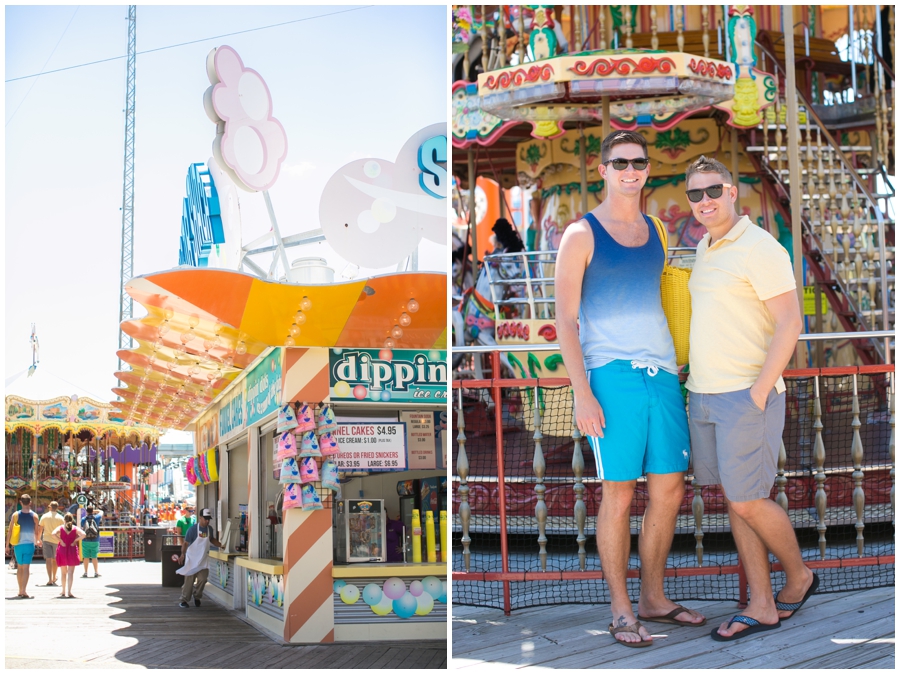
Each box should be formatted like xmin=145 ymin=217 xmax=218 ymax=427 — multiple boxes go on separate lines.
xmin=555 ymin=221 xmax=606 ymax=437
xmin=750 ymin=289 xmax=803 ymax=410
xmin=33 ymin=515 xmax=42 ymax=545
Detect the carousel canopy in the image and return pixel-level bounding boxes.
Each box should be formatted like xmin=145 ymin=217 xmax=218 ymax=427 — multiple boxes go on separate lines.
xmin=5 ymin=367 xmax=158 ymax=440
xmin=6 ymin=367 xmax=106 ymax=403
xmin=112 ymin=267 xmax=447 ymax=431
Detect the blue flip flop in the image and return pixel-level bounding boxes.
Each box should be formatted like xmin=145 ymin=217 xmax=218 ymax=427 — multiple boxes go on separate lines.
xmin=710 ymin=615 xmax=781 ymax=641
xmin=774 ymin=572 xmax=819 ymax=620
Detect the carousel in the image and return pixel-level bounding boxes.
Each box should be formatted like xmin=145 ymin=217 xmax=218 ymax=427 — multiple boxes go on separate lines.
xmin=5 ymin=358 xmax=160 ymax=547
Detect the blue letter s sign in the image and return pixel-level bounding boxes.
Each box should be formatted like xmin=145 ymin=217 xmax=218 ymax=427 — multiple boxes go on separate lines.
xmin=417 ymin=135 xmax=447 ymax=199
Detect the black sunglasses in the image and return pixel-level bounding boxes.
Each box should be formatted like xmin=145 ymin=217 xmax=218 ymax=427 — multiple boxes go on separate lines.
xmin=686 ymin=183 xmax=733 ymax=203
xmin=602 ymin=157 xmax=649 ymax=171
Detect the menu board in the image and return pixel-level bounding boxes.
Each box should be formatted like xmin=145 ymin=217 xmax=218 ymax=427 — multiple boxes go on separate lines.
xmin=332 ymin=422 xmax=408 ymax=472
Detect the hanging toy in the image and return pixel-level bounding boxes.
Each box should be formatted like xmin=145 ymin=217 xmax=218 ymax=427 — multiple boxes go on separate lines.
xmin=279 ymin=457 xmax=302 ymax=484
xmin=298 ymin=432 xmax=322 ymax=458
xmin=316 ymin=405 xmax=337 ymax=435
xmin=276 ymin=432 xmax=297 ymax=459
xmin=283 ymin=483 xmax=303 ymax=509
xmin=318 ymin=432 xmax=340 ymax=456
xmin=299 ymin=457 xmax=319 ymax=483
xmin=300 ymin=483 xmax=323 ymax=510
xmin=186 ymin=458 xmax=198 ymax=485
xmin=320 ymin=460 xmax=340 ymax=491
xmin=295 ymin=403 xmax=316 ymax=433
xmin=277 ymin=404 xmax=298 ymax=433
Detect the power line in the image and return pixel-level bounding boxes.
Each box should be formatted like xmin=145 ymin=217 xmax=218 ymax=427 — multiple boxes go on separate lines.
xmin=5 ymin=6 xmax=80 ymax=125
xmin=5 ymin=5 xmax=373 ymax=83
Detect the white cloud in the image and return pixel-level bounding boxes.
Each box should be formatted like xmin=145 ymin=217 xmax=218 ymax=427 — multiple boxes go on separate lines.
xmin=282 ymin=161 xmax=316 ymax=179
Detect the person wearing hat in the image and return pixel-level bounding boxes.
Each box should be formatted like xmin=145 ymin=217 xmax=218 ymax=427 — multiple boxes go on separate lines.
xmin=176 ymin=508 xmax=222 ymax=608
xmin=174 ymin=505 xmax=196 ymax=539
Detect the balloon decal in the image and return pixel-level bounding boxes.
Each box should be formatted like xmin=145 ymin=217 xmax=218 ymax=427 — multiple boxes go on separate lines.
xmin=332 ymin=576 xmax=443 ymax=618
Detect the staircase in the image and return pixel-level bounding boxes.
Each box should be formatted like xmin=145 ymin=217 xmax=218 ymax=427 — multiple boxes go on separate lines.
xmin=744 ymin=42 xmax=895 ymax=365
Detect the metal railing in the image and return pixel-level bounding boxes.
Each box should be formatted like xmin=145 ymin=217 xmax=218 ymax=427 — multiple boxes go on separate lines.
xmin=452 ymin=341 xmax=895 ymax=614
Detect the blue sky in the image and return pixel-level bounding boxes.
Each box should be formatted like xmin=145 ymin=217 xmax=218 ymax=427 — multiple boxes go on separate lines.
xmin=5 ymin=4 xmax=447 ymax=436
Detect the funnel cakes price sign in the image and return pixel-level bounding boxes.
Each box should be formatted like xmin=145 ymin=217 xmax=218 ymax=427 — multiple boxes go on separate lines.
xmin=332 ymin=423 xmax=407 ymax=472
xmin=329 ymin=349 xmax=447 ymax=404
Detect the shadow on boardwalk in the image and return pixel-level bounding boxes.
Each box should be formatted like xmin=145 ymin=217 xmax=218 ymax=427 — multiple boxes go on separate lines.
xmin=452 ymin=586 xmax=894 ymax=669
xmin=5 ymin=560 xmax=446 ymax=669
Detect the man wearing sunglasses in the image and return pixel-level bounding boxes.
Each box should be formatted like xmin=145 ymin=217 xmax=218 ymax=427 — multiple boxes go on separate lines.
xmin=556 ymin=131 xmax=704 ymax=648
xmin=683 ymin=156 xmax=815 ymax=642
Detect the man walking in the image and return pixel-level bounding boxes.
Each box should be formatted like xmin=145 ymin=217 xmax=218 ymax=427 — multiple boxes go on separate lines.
xmin=4 ymin=494 xmax=42 ymax=598
xmin=555 ymin=131 xmax=705 ymax=648
xmin=80 ymin=505 xmax=103 ymax=578
xmin=177 ymin=508 xmax=222 ymax=608
xmin=39 ymin=500 xmax=66 ymax=586
xmin=683 ymin=155 xmax=817 ymax=641
xmin=174 ymin=505 xmax=196 ymax=538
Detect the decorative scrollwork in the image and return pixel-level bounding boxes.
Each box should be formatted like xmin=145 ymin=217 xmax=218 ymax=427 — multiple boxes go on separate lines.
xmin=569 ymin=57 xmax=677 ymax=77
xmin=484 ymin=65 xmax=554 ymax=90
xmin=688 ymin=58 xmax=734 ymax=80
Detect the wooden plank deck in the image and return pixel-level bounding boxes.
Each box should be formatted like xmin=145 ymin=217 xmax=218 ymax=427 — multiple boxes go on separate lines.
xmin=4 ymin=559 xmax=446 ymax=669
xmin=452 ymin=586 xmax=894 ymax=669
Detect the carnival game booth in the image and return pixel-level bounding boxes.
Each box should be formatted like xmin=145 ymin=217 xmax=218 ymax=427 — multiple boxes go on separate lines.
xmin=112 ymin=267 xmax=447 ymax=644
xmin=5 ymin=369 xmax=159 ymax=559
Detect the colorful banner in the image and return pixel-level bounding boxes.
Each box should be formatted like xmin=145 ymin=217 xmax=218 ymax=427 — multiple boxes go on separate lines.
xmin=218 ymin=383 xmax=246 ymax=443
xmin=329 ymin=349 xmax=447 ymax=404
xmin=332 ymin=422 xmax=407 ymax=472
xmin=245 ymin=349 xmax=283 ymax=426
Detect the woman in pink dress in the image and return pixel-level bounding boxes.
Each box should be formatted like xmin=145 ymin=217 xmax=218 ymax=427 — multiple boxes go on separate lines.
xmin=53 ymin=514 xmax=85 ymax=598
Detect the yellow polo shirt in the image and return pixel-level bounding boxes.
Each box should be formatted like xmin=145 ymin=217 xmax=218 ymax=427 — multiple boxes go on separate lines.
xmin=686 ymin=215 xmax=796 ymax=395
xmin=39 ymin=511 xmax=66 ymax=544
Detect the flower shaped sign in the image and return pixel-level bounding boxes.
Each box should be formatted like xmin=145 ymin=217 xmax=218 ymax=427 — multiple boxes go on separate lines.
xmin=203 ymin=46 xmax=288 ymax=192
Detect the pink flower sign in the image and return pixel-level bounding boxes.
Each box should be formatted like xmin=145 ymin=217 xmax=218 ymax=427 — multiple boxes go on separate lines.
xmin=203 ymin=46 xmax=287 ymax=192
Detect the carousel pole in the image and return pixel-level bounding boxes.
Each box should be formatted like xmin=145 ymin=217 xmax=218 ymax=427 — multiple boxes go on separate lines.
xmin=783 ymin=10 xmax=807 ymax=351
xmin=579 ymin=124 xmax=589 ymax=216
xmin=468 ymin=149 xmax=479 ymax=270
xmin=601 ymin=98 xmax=611 ymax=201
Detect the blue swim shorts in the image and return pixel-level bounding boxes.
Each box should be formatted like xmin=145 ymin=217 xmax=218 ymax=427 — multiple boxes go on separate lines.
xmin=583 ymin=360 xmax=690 ymax=481
xmin=13 ymin=543 xmax=35 ymax=565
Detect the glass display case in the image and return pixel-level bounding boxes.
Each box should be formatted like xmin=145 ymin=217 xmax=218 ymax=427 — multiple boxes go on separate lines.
xmin=334 ymin=499 xmax=386 ymax=563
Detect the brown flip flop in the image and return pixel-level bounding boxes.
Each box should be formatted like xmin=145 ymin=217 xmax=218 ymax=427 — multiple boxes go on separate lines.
xmin=608 ymin=620 xmax=654 ymax=648
xmin=638 ymin=604 xmax=707 ymax=626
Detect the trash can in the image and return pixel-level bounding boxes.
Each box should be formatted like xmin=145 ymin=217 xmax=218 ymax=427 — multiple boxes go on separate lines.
xmin=143 ymin=527 xmax=164 ymax=562
xmin=161 ymin=535 xmax=185 ymax=587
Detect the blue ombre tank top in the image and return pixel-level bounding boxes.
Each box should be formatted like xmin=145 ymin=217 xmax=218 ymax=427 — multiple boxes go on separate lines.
xmin=578 ymin=212 xmax=677 ymax=375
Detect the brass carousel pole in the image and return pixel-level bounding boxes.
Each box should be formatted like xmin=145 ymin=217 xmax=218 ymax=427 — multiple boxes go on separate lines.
xmin=468 ymin=149 xmax=479 ymax=270
xmin=783 ymin=9 xmax=807 ymax=366
xmin=579 ymin=124 xmax=589 ymax=215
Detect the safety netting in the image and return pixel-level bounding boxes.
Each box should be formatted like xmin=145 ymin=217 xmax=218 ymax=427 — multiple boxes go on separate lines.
xmin=452 ymin=372 xmax=895 ymax=610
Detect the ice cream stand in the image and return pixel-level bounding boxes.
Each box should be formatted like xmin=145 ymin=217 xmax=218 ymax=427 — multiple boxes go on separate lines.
xmin=109 ymin=45 xmax=447 ymax=643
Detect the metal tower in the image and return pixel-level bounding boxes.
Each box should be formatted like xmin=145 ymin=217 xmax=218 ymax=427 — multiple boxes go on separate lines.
xmin=117 ymin=5 xmax=137 ymax=377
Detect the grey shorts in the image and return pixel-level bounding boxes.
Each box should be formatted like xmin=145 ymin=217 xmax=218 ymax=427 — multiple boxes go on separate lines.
xmin=42 ymin=542 xmax=56 ymax=559
xmin=688 ymin=387 xmax=786 ymax=502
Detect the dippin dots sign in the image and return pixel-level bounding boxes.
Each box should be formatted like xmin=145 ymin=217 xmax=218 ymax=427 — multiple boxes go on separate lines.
xmin=329 ymin=349 xmax=447 ymax=404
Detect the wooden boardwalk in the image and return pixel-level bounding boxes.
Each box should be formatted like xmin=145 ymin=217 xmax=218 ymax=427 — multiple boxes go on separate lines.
xmin=4 ymin=559 xmax=446 ymax=669
xmin=452 ymin=586 xmax=894 ymax=669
